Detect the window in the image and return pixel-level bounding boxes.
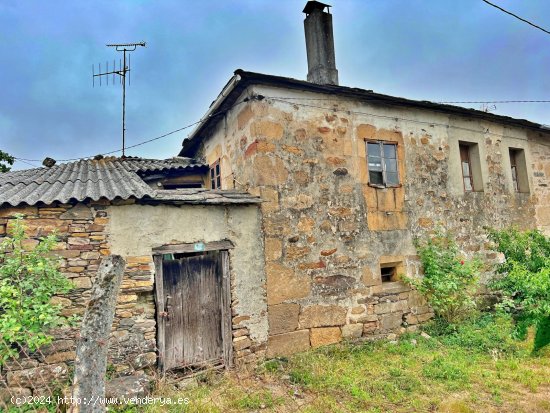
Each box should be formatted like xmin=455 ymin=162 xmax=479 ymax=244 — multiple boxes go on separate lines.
xmin=381 ymin=266 xmax=397 ymax=283
xmin=510 ymin=150 xmax=519 ymax=192
xmin=163 ymin=182 xmax=203 ymax=189
xmin=366 ymin=141 xmax=399 ymax=187
xmin=379 ymin=257 xmax=405 ymax=284
xmin=458 ymin=141 xmax=483 ymax=192
xmin=161 ymin=174 xmax=205 ymax=189
xmin=460 ymin=144 xmax=474 ymax=191
xmin=210 ymin=160 xmax=221 ymax=189
xmin=509 ymin=148 xmax=529 ymax=193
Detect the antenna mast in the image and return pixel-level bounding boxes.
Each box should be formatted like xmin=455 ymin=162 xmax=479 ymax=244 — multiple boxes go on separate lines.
xmin=93 ymin=42 xmax=146 ymax=156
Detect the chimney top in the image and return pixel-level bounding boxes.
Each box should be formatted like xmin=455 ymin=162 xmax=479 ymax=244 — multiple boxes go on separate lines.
xmin=303 ymin=1 xmax=338 ymax=85
xmin=303 ymin=1 xmax=331 ymax=15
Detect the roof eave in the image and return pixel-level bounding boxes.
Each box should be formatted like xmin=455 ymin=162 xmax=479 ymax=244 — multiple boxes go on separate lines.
xmin=237 ymin=70 xmax=548 ymax=131
xmin=179 ymin=73 xmax=243 ymax=157
xmin=179 ymin=69 xmax=550 ymax=157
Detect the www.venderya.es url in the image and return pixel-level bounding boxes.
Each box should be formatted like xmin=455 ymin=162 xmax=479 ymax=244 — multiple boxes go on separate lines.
xmin=11 ymin=395 xmax=190 ymax=407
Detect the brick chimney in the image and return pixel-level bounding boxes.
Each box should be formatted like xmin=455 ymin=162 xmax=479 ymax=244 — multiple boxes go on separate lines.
xmin=303 ymin=1 xmax=339 ymax=85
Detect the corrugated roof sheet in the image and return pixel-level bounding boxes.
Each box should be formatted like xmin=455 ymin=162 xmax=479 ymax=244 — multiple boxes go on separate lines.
xmin=0 ymin=157 xmax=206 ymax=207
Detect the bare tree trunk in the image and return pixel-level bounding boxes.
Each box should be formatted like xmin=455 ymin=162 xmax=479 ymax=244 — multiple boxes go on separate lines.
xmin=69 ymin=255 xmax=125 ymax=413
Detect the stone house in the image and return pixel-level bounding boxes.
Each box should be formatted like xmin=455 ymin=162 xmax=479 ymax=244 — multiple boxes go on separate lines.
xmin=0 ymin=157 xmax=266 ymax=395
xmin=177 ymin=2 xmax=550 ymax=357
xmin=0 ymin=0 xmax=549 ymax=397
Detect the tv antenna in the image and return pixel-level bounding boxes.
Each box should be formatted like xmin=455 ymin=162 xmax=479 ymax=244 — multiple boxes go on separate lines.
xmin=93 ymin=42 xmax=146 ymax=156
xmin=480 ymin=103 xmax=497 ymax=113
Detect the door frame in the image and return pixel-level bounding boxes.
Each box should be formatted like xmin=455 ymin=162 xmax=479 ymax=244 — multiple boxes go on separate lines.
xmin=152 ymin=240 xmax=234 ymax=374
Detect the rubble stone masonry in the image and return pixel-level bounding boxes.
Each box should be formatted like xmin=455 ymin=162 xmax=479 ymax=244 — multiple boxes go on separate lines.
xmin=1 ymin=88 xmax=549 ymax=398
xmin=0 ymin=200 xmax=156 ymax=398
xmin=0 ymin=199 xmax=267 ymax=400
xmin=197 ymin=84 xmax=548 ymax=357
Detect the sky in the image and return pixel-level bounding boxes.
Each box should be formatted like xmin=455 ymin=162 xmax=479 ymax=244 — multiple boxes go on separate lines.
xmin=1 ymin=0 xmax=550 ymax=170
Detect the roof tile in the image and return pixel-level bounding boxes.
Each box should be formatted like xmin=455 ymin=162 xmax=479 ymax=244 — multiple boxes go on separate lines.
xmin=0 ymin=157 xmax=205 ymax=206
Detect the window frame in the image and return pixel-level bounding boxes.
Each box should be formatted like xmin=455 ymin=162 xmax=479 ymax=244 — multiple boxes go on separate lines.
xmin=510 ymin=149 xmax=519 ymax=192
xmin=365 ymin=140 xmax=401 ymax=188
xmin=209 ymin=159 xmax=221 ymax=190
xmin=459 ymin=144 xmax=474 ymax=192
xmin=508 ymin=147 xmax=529 ymax=194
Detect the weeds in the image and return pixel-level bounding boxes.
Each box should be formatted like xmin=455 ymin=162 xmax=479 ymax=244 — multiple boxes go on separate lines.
xmin=109 ymin=318 xmax=549 ymax=412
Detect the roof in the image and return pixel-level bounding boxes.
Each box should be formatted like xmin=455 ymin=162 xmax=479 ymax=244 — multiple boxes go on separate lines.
xmin=0 ymin=156 xmax=211 ymax=207
xmin=303 ymin=1 xmax=331 ymax=14
xmin=146 ymin=189 xmax=262 ymax=205
xmin=179 ymin=69 xmax=550 ymax=156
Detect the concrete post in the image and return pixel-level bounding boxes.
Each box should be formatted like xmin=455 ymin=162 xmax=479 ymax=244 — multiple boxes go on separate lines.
xmin=69 ymin=255 xmax=125 ymax=413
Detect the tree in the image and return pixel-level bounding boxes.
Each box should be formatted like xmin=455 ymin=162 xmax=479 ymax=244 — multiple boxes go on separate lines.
xmin=0 ymin=150 xmax=14 ymax=172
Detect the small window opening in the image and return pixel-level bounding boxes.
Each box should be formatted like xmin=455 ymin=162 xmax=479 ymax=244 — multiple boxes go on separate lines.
xmin=381 ymin=266 xmax=397 ymax=283
xmin=163 ymin=182 xmax=203 ymax=189
xmin=510 ymin=151 xmax=518 ymax=192
xmin=210 ymin=160 xmax=221 ymax=189
xmin=459 ymin=141 xmax=483 ymax=193
xmin=367 ymin=141 xmax=399 ymax=187
xmin=162 ymin=251 xmax=206 ymax=261
xmin=460 ymin=144 xmax=474 ymax=192
xmin=173 ymin=251 xmax=205 ymax=259
xmin=509 ymin=148 xmax=529 ymax=193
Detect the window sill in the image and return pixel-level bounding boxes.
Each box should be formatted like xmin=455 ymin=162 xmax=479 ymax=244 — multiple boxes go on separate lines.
xmin=368 ymin=183 xmax=402 ymax=189
xmin=381 ymin=280 xmax=401 ymax=286
xmin=372 ymin=280 xmax=410 ymax=295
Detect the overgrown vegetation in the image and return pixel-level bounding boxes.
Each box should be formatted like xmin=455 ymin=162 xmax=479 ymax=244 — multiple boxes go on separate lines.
xmin=488 ymin=228 xmax=550 ymax=352
xmin=404 ymin=229 xmax=481 ymax=323
xmin=111 ymin=220 xmax=550 ymax=412
xmin=0 ymin=216 xmax=73 ymax=364
xmin=3 ymin=222 xmax=548 ymax=412
xmin=115 ymin=322 xmax=549 ymax=413
xmin=423 ymin=312 xmax=520 ymax=355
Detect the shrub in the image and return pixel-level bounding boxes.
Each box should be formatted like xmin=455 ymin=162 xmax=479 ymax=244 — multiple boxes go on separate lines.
xmin=488 ymin=228 xmax=550 ymax=352
xmin=0 ymin=216 xmax=73 ymax=364
xmin=423 ymin=312 xmax=520 ymax=355
xmin=405 ymin=230 xmax=481 ymax=323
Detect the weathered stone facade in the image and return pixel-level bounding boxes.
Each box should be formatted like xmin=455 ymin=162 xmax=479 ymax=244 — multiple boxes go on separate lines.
xmin=193 ymin=83 xmax=549 ymax=357
xmin=529 ymin=132 xmax=550 ymax=234
xmin=0 ymin=199 xmax=266 ymax=398
xmin=1 ymin=79 xmax=549 ymax=401
xmin=0 ymin=202 xmax=113 ymax=397
xmin=0 ymin=201 xmax=159 ymax=397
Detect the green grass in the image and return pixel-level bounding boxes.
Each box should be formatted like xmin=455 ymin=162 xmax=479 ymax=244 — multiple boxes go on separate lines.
xmin=110 ymin=315 xmax=550 ymax=413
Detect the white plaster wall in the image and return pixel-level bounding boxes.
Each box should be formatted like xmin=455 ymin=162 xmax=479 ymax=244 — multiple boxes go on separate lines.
xmin=107 ymin=203 xmax=268 ymax=343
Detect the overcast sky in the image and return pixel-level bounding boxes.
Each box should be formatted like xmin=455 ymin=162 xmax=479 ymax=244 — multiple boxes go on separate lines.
xmin=1 ymin=0 xmax=550 ymax=169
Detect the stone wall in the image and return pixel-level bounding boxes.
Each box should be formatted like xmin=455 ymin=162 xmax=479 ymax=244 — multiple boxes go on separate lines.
xmin=0 ymin=201 xmax=156 ymax=398
xmin=529 ymin=130 xmax=550 ymax=235
xmin=107 ymin=203 xmax=268 ymax=366
xmin=196 ymin=84 xmax=548 ymax=357
xmin=0 ymin=199 xmax=266 ymax=399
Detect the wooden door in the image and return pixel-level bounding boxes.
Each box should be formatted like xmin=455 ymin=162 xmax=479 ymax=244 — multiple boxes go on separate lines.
xmin=157 ymin=250 xmax=229 ymax=372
